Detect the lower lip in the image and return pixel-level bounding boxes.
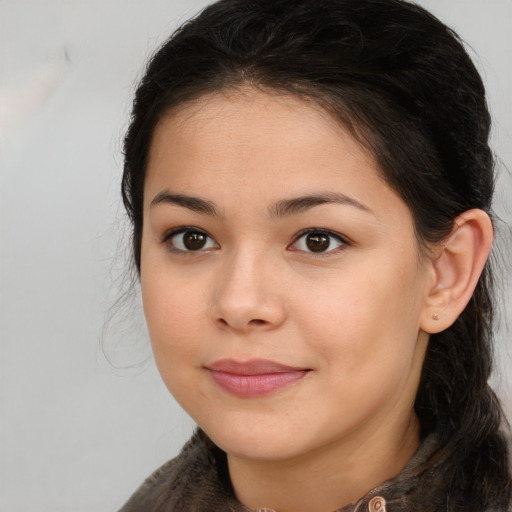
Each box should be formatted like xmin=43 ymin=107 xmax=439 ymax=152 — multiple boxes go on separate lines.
xmin=208 ymin=370 xmax=309 ymax=398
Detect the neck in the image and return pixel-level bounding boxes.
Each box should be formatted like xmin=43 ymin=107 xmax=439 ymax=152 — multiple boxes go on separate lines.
xmin=227 ymin=412 xmax=420 ymax=512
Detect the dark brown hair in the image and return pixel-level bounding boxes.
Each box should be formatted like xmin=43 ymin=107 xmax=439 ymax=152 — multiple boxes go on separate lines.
xmin=122 ymin=0 xmax=511 ymax=507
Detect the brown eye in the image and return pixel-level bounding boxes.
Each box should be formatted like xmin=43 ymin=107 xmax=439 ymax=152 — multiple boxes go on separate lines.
xmin=183 ymin=231 xmax=207 ymax=250
xmin=166 ymin=228 xmax=219 ymax=252
xmin=306 ymin=233 xmax=330 ymax=252
xmin=290 ymin=229 xmax=346 ymax=254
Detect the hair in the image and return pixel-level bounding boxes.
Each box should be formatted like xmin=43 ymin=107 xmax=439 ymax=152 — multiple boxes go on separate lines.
xmin=122 ymin=0 xmax=511 ymax=507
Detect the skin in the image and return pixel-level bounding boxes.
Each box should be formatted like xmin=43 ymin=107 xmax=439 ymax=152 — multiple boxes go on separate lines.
xmin=140 ymin=88 xmax=437 ymax=512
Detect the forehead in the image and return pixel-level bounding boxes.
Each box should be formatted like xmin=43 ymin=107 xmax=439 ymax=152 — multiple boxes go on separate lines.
xmin=146 ymin=88 xmax=380 ymax=193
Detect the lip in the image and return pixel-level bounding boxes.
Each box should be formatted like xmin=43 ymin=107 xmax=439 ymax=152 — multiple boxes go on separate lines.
xmin=206 ymin=359 xmax=310 ymax=398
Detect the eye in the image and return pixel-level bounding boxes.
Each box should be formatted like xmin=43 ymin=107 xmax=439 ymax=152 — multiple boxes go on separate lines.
xmin=290 ymin=229 xmax=348 ymax=254
xmin=164 ymin=228 xmax=219 ymax=252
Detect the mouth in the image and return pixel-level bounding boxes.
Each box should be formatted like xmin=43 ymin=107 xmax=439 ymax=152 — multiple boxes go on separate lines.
xmin=206 ymin=359 xmax=310 ymax=398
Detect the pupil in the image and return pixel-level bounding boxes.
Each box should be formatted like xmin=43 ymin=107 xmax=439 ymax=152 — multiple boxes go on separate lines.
xmin=306 ymin=233 xmax=330 ymax=252
xmin=184 ymin=231 xmax=207 ymax=250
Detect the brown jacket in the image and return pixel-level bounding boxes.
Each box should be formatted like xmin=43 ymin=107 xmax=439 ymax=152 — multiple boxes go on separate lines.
xmin=118 ymin=430 xmax=508 ymax=512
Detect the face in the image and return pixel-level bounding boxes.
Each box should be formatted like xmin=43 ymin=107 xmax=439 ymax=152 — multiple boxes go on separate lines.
xmin=141 ymin=89 xmax=433 ymax=463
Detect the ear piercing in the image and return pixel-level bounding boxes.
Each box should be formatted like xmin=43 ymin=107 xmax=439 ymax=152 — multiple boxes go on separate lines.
xmin=432 ymin=313 xmax=440 ymax=321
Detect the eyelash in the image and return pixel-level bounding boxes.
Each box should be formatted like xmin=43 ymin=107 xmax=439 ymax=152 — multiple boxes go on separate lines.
xmin=161 ymin=226 xmax=350 ymax=255
xmin=162 ymin=226 xmax=219 ymax=253
xmin=289 ymin=228 xmax=350 ymax=255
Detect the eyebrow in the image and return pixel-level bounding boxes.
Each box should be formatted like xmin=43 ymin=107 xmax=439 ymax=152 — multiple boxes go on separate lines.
xmin=150 ymin=191 xmax=221 ymax=216
xmin=149 ymin=190 xmax=373 ymax=218
xmin=270 ymin=192 xmax=373 ymax=218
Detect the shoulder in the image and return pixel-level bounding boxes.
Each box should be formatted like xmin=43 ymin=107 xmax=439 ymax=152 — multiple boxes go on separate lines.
xmin=117 ymin=430 xmax=245 ymax=512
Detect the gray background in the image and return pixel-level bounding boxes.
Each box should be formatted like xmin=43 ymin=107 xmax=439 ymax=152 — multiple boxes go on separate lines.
xmin=1 ymin=1 xmax=511 ymax=511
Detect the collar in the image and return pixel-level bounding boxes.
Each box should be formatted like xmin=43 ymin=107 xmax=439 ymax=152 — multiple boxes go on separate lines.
xmin=119 ymin=429 xmax=455 ymax=512
xmin=181 ymin=429 xmax=446 ymax=512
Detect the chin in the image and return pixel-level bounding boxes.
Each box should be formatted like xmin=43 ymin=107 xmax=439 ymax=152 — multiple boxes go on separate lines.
xmin=214 ymin=433 xmax=299 ymax=462
xmin=197 ymin=416 xmax=297 ymax=461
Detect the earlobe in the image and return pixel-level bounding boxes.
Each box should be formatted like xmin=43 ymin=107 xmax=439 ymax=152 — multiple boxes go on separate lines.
xmin=421 ymin=209 xmax=493 ymax=334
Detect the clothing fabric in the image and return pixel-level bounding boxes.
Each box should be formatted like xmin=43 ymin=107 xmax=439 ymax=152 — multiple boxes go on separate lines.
xmin=118 ymin=429 xmax=505 ymax=512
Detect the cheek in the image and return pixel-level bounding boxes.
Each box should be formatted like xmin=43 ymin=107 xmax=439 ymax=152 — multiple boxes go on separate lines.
xmin=141 ymin=267 xmax=207 ymax=371
xmin=141 ymin=274 xmax=211 ymax=412
xmin=296 ymin=260 xmax=425 ymax=374
xmin=297 ymin=278 xmax=424 ymax=429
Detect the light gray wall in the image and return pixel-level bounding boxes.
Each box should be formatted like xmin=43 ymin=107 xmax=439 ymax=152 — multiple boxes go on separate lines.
xmin=1 ymin=1 xmax=510 ymax=511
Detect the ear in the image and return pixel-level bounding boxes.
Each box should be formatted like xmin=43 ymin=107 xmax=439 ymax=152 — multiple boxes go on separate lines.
xmin=420 ymin=209 xmax=494 ymax=334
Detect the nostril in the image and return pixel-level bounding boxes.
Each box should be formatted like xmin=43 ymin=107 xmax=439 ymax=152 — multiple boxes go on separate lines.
xmin=215 ymin=317 xmax=270 ymax=330
xmin=249 ymin=319 xmax=266 ymax=326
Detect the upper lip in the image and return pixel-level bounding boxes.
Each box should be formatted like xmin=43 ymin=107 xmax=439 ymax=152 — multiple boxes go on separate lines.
xmin=206 ymin=358 xmax=308 ymax=375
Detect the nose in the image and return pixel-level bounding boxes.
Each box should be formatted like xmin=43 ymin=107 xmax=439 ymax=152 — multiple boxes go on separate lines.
xmin=210 ymin=249 xmax=287 ymax=333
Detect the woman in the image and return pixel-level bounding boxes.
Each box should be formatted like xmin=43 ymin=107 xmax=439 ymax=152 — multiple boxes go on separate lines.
xmin=118 ymin=0 xmax=511 ymax=510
